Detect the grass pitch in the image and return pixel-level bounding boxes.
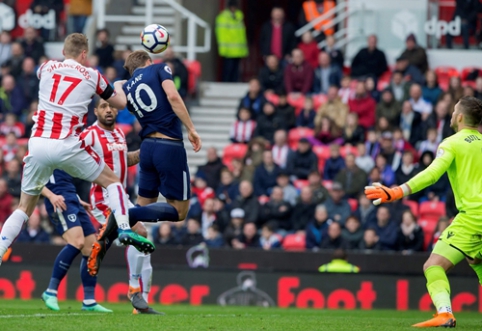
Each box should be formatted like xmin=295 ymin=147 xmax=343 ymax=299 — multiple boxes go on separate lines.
xmin=0 ymin=299 xmax=481 ymax=330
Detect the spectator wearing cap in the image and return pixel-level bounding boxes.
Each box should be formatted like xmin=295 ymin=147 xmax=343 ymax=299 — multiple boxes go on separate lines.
xmin=320 ymin=222 xmax=349 ymax=250
xmin=224 ymin=208 xmax=245 ymax=246
xmin=231 ymin=180 xmax=260 ymax=224
xmin=323 ymin=144 xmax=345 ymax=181
xmin=253 ymin=150 xmax=280 ymax=197
xmin=378 ymin=131 xmax=402 ymax=172
xmin=409 ymin=84 xmax=432 ymax=121
xmin=232 ymin=222 xmax=261 ymax=249
xmin=191 ymin=170 xmax=215 ymax=208
xmin=216 ymin=169 xmax=239 ymax=207
xmin=312 ymin=52 xmax=342 ymax=95
xmin=258 ymin=54 xmax=284 ymax=94
xmin=308 ymin=170 xmax=330 ymax=204
xmin=276 ymin=170 xmax=298 ymax=206
xmin=272 ymin=129 xmax=293 ymax=169
xmin=291 ymin=186 xmax=317 ymax=231
xmin=238 ymin=78 xmax=266 ymax=119
xmin=253 ymin=102 xmax=283 ymax=144
xmin=259 ymin=186 xmax=293 ymax=231
xmin=376 ymin=89 xmax=401 ymax=128
xmin=19 ymin=27 xmax=45 ymax=64
xmin=286 ymin=138 xmax=318 ymax=180
xmin=198 ymin=147 xmax=226 ymax=191
xmin=350 ymin=35 xmax=388 ymax=80
xmin=275 ymin=92 xmax=296 ymax=130
xmin=348 ymin=81 xmax=376 ymax=130
xmin=334 ymin=154 xmax=367 ymax=199
xmin=316 ymin=85 xmax=348 ymax=130
xmin=399 ymin=34 xmax=428 ymax=74
xmin=259 ymin=7 xmax=297 ymax=61
xmin=394 ymin=55 xmax=424 ymax=85
xmin=181 ymin=219 xmax=204 ymax=246
xmin=324 ymin=182 xmax=351 ymax=225
xmin=284 ymin=48 xmax=314 ymax=97
xmin=305 ymin=204 xmax=333 ymax=250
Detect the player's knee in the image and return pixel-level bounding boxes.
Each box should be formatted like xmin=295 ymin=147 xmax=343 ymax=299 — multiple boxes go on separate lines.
xmin=69 ymin=237 xmax=85 ymax=250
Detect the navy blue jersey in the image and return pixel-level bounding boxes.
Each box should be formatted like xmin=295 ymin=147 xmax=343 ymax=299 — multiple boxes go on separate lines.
xmin=45 ymin=170 xmax=77 ymax=196
xmin=123 ymin=63 xmax=182 ymax=140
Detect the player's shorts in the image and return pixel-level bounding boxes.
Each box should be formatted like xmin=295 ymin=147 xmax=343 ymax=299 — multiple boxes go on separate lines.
xmin=138 ymin=138 xmax=190 ymax=201
xmin=92 ymin=198 xmax=135 ymax=225
xmin=45 ymin=193 xmax=96 ymax=237
xmin=433 ymin=213 xmax=482 ymax=264
xmin=22 ymin=137 xmax=105 ymax=196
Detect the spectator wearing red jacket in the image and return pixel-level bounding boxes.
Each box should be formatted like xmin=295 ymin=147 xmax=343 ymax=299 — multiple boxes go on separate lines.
xmin=348 ymin=81 xmax=376 ymax=129
xmin=191 ymin=171 xmax=216 ymax=207
xmin=0 ymin=178 xmax=12 ymax=225
xmin=284 ymin=49 xmax=314 ymax=97
xmin=297 ymin=31 xmax=319 ymax=70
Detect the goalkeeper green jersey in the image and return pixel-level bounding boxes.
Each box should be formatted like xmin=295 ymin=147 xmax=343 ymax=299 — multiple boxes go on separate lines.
xmin=407 ymin=128 xmax=482 ymax=215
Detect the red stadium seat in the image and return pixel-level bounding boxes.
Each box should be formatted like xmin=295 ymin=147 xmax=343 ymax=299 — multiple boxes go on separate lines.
xmin=348 ymin=198 xmax=358 ymax=212
xmin=265 ymin=92 xmax=279 ymax=106
xmin=461 ymin=67 xmax=482 ymax=82
xmin=322 ymin=180 xmax=333 ymax=190
xmin=293 ymin=179 xmax=309 ymax=189
xmin=402 ymin=200 xmax=419 ymax=217
xmin=434 ymin=66 xmax=459 ymax=91
xmin=340 ymin=145 xmax=358 ymax=158
xmin=312 ymin=94 xmax=327 ymax=109
xmin=377 ymin=70 xmax=391 ymax=91
xmin=184 ymin=60 xmax=201 ymax=95
xmin=222 ymin=143 xmax=248 ymax=168
xmin=418 ymin=218 xmax=438 ymax=250
xmin=18 ymin=138 xmax=29 ymax=145
xmin=312 ymin=145 xmax=330 ymax=171
xmin=282 ymin=233 xmax=306 ymax=251
xmin=419 ymin=201 xmax=446 ymax=220
xmin=287 ymin=94 xmax=305 ymax=115
xmin=117 ymin=123 xmax=133 ymax=136
xmin=287 ymin=127 xmax=314 ymax=149
xmin=258 ymin=196 xmax=270 ymax=205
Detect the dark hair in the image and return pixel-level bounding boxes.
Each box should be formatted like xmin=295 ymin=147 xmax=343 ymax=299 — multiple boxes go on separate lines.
xmin=332 ymin=249 xmax=347 ymax=260
xmin=458 ymin=96 xmax=482 ymax=126
xmin=263 ymin=221 xmax=277 ymax=232
xmin=96 ymin=28 xmax=110 ymax=36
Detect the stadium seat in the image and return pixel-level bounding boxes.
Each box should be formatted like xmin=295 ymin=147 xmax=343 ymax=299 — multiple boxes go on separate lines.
xmin=293 ymin=179 xmax=309 ymax=189
xmin=340 ymin=145 xmax=358 ymax=158
xmin=184 ymin=60 xmax=201 ymax=95
xmin=348 ymin=198 xmax=358 ymax=212
xmin=312 ymin=145 xmax=330 ymax=171
xmin=418 ymin=218 xmax=438 ymax=250
xmin=312 ymin=94 xmax=327 ymax=109
xmin=18 ymin=138 xmax=29 ymax=145
xmin=282 ymin=233 xmax=306 ymax=251
xmin=377 ymin=70 xmax=391 ymax=91
xmin=117 ymin=123 xmax=133 ymax=136
xmin=322 ymin=180 xmax=333 ymax=190
xmin=287 ymin=94 xmax=305 ymax=115
xmin=288 ymin=127 xmax=314 ymax=149
xmin=258 ymin=196 xmax=270 ymax=204
xmin=434 ymin=66 xmax=459 ymax=91
xmin=419 ymin=201 xmax=446 ymax=220
xmin=265 ymin=92 xmax=279 ymax=106
xmin=402 ymin=200 xmax=419 ymax=217
xmin=461 ymin=66 xmax=482 ymax=82
xmin=222 ymin=143 xmax=248 ymax=168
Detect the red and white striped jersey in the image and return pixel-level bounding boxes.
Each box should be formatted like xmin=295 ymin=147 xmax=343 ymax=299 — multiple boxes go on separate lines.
xmin=80 ymin=123 xmax=128 ymax=209
xmin=32 ymin=59 xmax=113 ymax=139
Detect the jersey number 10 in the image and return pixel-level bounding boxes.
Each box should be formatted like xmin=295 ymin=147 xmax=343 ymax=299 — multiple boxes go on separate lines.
xmin=127 ymin=83 xmax=157 ymax=118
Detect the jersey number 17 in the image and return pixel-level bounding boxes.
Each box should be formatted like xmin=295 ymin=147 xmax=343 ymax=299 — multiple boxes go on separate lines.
xmin=127 ymin=83 xmax=157 ymax=118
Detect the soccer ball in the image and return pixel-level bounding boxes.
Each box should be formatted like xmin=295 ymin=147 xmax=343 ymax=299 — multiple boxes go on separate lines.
xmin=140 ymin=24 xmax=170 ymax=54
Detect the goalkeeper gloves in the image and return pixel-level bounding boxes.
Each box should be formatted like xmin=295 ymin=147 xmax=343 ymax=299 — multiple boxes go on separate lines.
xmin=364 ymin=182 xmax=406 ymax=205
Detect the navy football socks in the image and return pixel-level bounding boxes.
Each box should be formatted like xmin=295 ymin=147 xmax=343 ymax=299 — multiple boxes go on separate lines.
xmin=46 ymin=244 xmax=80 ymax=295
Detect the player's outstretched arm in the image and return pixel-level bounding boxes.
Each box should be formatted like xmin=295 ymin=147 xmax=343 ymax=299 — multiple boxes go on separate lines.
xmin=162 ymin=80 xmax=202 ymax=152
xmin=106 ymin=80 xmax=127 ymax=110
xmin=41 ymin=187 xmax=67 ymax=212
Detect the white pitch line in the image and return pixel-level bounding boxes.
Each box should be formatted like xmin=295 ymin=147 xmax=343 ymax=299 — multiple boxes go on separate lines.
xmin=0 ymin=313 xmax=103 ymax=319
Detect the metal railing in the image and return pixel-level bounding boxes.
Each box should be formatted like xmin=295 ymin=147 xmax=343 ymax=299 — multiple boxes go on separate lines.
xmin=95 ymin=0 xmax=211 ymax=60
xmin=295 ymin=1 xmax=349 ymax=38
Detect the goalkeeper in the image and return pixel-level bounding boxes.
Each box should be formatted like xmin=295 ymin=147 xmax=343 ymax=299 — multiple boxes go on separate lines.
xmin=365 ymin=96 xmax=482 ymax=328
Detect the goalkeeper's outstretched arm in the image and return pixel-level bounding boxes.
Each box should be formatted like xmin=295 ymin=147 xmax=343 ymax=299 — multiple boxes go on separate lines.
xmin=365 ymin=145 xmax=454 ymax=205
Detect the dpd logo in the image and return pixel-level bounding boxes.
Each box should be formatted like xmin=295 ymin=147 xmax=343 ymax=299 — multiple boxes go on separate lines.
xmin=18 ymin=9 xmax=56 ymax=30
xmin=424 ymin=16 xmax=461 ymax=39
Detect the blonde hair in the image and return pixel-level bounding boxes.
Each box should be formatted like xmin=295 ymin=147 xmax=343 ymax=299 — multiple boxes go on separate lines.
xmin=63 ymin=33 xmax=89 ymax=58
